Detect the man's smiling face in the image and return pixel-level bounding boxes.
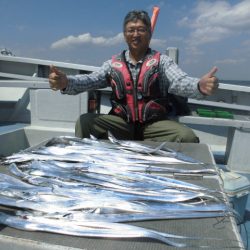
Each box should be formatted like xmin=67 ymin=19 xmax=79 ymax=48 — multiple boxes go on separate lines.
xmin=124 ymin=19 xmax=151 ymax=52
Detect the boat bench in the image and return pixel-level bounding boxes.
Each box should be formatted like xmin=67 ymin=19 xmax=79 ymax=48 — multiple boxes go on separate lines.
xmin=178 ymin=113 xmax=250 ymax=171
xmin=177 ymin=100 xmax=250 ymax=173
xmin=96 ymin=89 xmax=250 ymax=173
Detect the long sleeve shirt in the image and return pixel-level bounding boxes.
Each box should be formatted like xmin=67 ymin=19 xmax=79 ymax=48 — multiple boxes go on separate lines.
xmin=62 ymin=50 xmax=204 ymax=100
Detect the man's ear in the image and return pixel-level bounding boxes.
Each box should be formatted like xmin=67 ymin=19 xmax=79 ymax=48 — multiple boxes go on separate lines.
xmin=123 ymin=32 xmax=128 ymax=43
xmin=149 ymin=30 xmax=152 ymax=39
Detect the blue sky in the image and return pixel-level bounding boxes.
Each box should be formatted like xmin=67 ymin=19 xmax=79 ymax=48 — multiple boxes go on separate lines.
xmin=1 ymin=0 xmax=250 ymax=80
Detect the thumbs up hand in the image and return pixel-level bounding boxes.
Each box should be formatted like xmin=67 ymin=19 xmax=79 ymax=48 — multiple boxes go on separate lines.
xmin=198 ymin=67 xmax=219 ymax=95
xmin=49 ymin=65 xmax=68 ymax=91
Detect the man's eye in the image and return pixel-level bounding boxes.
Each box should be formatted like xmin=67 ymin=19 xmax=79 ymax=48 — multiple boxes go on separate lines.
xmin=126 ymin=28 xmax=147 ymax=34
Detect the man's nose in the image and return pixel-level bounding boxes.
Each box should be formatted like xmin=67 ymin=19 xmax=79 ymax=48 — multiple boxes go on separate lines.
xmin=132 ymin=30 xmax=141 ymax=36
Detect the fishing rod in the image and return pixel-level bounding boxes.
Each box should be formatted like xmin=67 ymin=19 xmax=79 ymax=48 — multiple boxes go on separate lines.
xmin=151 ymin=6 xmax=160 ymax=34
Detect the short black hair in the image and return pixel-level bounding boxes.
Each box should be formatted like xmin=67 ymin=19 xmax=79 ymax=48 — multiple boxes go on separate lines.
xmin=123 ymin=10 xmax=151 ymax=34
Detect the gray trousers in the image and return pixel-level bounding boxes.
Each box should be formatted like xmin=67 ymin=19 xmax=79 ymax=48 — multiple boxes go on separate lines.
xmin=75 ymin=113 xmax=199 ymax=143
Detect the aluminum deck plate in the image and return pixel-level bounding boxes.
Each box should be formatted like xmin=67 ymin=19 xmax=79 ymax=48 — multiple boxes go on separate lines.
xmin=0 ymin=142 xmax=245 ymax=250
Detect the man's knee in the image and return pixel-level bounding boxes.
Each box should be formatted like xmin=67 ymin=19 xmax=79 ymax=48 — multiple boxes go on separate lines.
xmin=178 ymin=128 xmax=199 ymax=143
xmin=144 ymin=120 xmax=199 ymax=143
xmin=75 ymin=113 xmax=97 ymax=138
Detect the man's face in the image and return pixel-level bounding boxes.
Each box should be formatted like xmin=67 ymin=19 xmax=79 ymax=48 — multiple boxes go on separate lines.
xmin=124 ymin=20 xmax=151 ymax=52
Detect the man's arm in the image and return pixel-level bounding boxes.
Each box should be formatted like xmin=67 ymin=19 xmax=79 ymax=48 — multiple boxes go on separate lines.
xmin=48 ymin=60 xmax=112 ymax=95
xmin=160 ymin=55 xmax=219 ymax=99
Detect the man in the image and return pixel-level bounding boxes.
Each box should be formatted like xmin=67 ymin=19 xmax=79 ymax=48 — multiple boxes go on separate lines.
xmin=49 ymin=10 xmax=219 ymax=142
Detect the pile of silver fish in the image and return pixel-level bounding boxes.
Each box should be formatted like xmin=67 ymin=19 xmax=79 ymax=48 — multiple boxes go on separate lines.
xmin=0 ymin=134 xmax=236 ymax=248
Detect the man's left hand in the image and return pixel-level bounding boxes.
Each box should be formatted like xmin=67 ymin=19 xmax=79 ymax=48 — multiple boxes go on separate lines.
xmin=198 ymin=67 xmax=219 ymax=95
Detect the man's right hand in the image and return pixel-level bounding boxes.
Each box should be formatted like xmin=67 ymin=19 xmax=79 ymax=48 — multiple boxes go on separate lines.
xmin=198 ymin=67 xmax=219 ymax=96
xmin=49 ymin=65 xmax=68 ymax=91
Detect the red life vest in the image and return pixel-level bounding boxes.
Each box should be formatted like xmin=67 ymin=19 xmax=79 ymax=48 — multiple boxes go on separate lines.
xmin=108 ymin=50 xmax=168 ymax=124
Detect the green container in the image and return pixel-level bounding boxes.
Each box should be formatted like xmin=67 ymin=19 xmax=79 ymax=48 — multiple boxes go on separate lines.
xmin=196 ymin=108 xmax=233 ymax=119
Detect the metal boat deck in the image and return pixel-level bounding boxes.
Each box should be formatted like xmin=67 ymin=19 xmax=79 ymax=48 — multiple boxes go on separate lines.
xmin=0 ymin=142 xmax=245 ymax=249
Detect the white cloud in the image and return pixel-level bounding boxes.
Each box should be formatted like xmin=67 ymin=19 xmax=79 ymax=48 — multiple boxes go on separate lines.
xmin=51 ymin=32 xmax=167 ymax=50
xmin=167 ymin=36 xmax=183 ymax=43
xmin=51 ymin=33 xmax=124 ymax=49
xmin=242 ymin=39 xmax=250 ymax=46
xmin=178 ymin=17 xmax=189 ymax=27
xmin=150 ymin=38 xmax=167 ymax=47
xmin=215 ymin=58 xmax=246 ymax=65
xmin=185 ymin=46 xmax=204 ymax=56
xmin=16 ymin=25 xmax=26 ymax=32
xmin=179 ymin=0 xmax=250 ymax=46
